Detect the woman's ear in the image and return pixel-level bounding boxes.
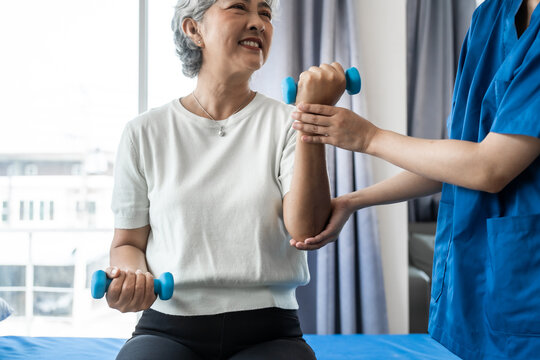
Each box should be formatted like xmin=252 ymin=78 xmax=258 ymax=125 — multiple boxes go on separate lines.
xmin=182 ymin=18 xmax=203 ymax=47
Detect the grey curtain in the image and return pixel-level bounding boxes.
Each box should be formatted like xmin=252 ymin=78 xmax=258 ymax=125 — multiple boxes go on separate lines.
xmin=252 ymin=0 xmax=388 ymax=334
xmin=406 ymin=0 xmax=476 ymax=221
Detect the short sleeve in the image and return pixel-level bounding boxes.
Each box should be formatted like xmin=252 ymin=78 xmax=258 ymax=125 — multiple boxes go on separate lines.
xmin=491 ymin=39 xmax=540 ymax=138
xmin=111 ymin=124 xmax=150 ymax=229
xmin=278 ymin=120 xmax=297 ymax=197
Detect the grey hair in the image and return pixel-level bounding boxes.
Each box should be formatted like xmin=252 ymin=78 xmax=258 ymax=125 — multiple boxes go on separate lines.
xmin=172 ymin=0 xmax=279 ymax=78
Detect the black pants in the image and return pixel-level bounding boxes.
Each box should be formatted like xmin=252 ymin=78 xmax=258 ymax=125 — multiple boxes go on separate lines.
xmin=116 ymin=307 xmax=317 ymax=360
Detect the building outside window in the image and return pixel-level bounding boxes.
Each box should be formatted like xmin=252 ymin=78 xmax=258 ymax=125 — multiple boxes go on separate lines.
xmin=2 ymin=201 xmax=8 ymax=222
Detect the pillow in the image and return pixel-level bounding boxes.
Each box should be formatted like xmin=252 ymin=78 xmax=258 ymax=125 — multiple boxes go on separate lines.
xmin=0 ymin=297 xmax=14 ymax=321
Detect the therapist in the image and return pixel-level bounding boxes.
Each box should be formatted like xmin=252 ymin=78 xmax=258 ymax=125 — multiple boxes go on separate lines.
xmin=289 ymin=0 xmax=540 ymax=359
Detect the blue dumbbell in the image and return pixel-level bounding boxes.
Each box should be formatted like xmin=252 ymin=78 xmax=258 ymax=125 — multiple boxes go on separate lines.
xmin=91 ymin=270 xmax=174 ymax=300
xmin=281 ymin=67 xmax=362 ymax=104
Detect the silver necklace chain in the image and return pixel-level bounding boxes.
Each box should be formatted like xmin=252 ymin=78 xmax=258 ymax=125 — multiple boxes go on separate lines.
xmin=192 ymin=91 xmax=254 ymax=137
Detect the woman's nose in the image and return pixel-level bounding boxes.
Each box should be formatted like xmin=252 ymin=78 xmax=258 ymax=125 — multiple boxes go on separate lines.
xmin=247 ymin=12 xmax=266 ymax=33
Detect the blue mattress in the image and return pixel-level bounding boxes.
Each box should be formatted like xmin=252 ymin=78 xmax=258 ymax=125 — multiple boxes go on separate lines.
xmin=0 ymin=334 xmax=460 ymax=359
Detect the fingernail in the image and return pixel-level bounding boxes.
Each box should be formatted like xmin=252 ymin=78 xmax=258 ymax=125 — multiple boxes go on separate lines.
xmin=136 ymin=269 xmax=143 ymax=275
xmin=111 ymin=267 xmax=118 ymax=276
xmin=292 ymin=122 xmax=300 ymax=129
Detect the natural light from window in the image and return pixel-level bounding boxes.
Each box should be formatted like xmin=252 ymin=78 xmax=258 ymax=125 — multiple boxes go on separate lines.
xmin=0 ymin=0 xmax=195 ymax=338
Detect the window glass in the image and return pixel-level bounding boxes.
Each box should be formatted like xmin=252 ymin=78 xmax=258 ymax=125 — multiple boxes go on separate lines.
xmin=0 ymin=265 xmax=26 ymax=287
xmin=0 ymin=0 xmax=138 ymax=155
xmin=0 ymin=233 xmax=28 ymax=264
xmin=0 ymin=291 xmax=25 ymax=316
xmin=33 ymin=292 xmax=73 ymax=317
xmin=34 ymin=266 xmax=74 ymax=288
xmin=148 ymin=0 xmax=197 ymax=109
xmin=0 ymin=0 xmax=138 ymax=337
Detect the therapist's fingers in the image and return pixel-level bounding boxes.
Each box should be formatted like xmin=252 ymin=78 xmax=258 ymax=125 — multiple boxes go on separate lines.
xmin=297 ymin=103 xmax=337 ymax=116
xmin=290 ymin=236 xmax=337 ymax=251
xmin=289 ymin=226 xmax=340 ymax=250
xmin=291 ymin=111 xmax=331 ymax=126
xmin=299 ymin=134 xmax=332 ymax=145
xmin=292 ymin=121 xmax=330 ymax=136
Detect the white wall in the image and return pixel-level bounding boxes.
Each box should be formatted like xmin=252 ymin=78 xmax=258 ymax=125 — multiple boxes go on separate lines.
xmin=355 ymin=1 xmax=409 ymax=333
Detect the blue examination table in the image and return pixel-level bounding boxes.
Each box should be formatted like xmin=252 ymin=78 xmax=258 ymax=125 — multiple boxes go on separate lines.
xmin=0 ymin=334 xmax=460 ymax=359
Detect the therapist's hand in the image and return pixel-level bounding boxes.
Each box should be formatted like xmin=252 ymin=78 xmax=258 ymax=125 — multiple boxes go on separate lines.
xmin=295 ymin=62 xmax=347 ymax=106
xmin=290 ymin=196 xmax=354 ymax=250
xmin=292 ymin=103 xmax=379 ymax=153
xmin=104 ymin=267 xmax=157 ymax=313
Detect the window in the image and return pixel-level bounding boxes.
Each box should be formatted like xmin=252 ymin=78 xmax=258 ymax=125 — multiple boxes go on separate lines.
xmin=0 ymin=0 xmax=196 ymax=338
xmin=39 ymin=201 xmax=45 ymax=221
xmin=87 ymin=201 xmax=96 ymax=215
xmin=0 ymin=265 xmax=26 ymax=287
xmin=148 ymin=0 xmax=197 ymax=108
xmin=33 ymin=266 xmax=75 ymax=317
xmin=49 ymin=201 xmax=54 ymax=221
xmin=24 ymin=164 xmax=38 ymax=176
xmin=1 ymin=201 xmax=8 ymax=222
xmin=28 ymin=201 xmax=34 ymax=221
xmin=19 ymin=201 xmax=24 ymax=221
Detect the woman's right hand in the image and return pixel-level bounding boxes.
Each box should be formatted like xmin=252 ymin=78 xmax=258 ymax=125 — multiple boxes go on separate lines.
xmin=104 ymin=267 xmax=157 ymax=313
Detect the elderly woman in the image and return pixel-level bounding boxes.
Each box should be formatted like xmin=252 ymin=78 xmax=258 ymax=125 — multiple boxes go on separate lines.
xmin=106 ymin=0 xmax=346 ymax=359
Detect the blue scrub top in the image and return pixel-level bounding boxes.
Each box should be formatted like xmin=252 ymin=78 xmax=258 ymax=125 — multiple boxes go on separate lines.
xmin=428 ymin=0 xmax=540 ymax=359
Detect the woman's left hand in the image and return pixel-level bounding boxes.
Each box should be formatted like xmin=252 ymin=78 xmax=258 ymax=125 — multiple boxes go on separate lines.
xmin=291 ymin=103 xmax=379 ymax=153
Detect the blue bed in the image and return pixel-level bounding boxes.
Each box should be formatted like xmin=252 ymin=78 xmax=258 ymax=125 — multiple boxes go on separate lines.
xmin=0 ymin=334 xmax=460 ymax=359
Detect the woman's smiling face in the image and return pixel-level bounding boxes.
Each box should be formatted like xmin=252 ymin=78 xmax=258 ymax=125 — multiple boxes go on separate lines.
xmin=198 ymin=0 xmax=274 ymax=76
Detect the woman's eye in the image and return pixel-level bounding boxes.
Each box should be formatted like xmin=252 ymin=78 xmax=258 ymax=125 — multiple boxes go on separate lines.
xmin=231 ymin=4 xmax=247 ymax=10
xmin=260 ymin=11 xmax=272 ymax=20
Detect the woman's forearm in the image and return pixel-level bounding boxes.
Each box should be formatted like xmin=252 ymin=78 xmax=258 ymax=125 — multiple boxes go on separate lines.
xmin=110 ymin=245 xmax=149 ymax=272
xmin=109 ymin=227 xmax=150 ymax=272
xmin=284 ymin=136 xmax=331 ymax=241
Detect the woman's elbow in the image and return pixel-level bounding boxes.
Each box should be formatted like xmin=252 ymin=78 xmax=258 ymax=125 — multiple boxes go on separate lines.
xmin=284 ymin=214 xmax=329 ymax=242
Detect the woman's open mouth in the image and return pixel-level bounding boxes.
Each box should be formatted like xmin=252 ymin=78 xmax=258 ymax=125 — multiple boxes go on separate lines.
xmin=239 ymin=39 xmax=262 ymax=51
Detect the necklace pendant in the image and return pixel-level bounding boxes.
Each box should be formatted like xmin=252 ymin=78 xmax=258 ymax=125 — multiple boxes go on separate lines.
xmin=218 ymin=127 xmax=225 ymax=137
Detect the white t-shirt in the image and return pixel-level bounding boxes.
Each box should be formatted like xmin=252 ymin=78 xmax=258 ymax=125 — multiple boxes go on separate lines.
xmin=111 ymin=93 xmax=310 ymax=316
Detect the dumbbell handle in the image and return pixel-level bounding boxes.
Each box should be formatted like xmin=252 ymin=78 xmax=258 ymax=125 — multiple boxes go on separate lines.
xmin=91 ymin=270 xmax=174 ymax=300
xmin=282 ymin=67 xmax=362 ymax=105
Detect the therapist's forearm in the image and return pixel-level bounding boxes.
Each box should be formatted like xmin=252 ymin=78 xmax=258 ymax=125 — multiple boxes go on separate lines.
xmin=344 ymin=170 xmax=442 ymax=211
xmin=366 ymin=130 xmax=540 ymax=193
xmin=284 ymin=136 xmax=331 ymax=241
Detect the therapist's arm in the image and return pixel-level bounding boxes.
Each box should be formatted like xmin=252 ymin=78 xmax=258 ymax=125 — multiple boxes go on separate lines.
xmin=283 ymin=63 xmax=346 ymax=242
xmin=291 ymin=104 xmax=540 ymax=193
xmin=291 ymin=171 xmax=442 ymax=250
